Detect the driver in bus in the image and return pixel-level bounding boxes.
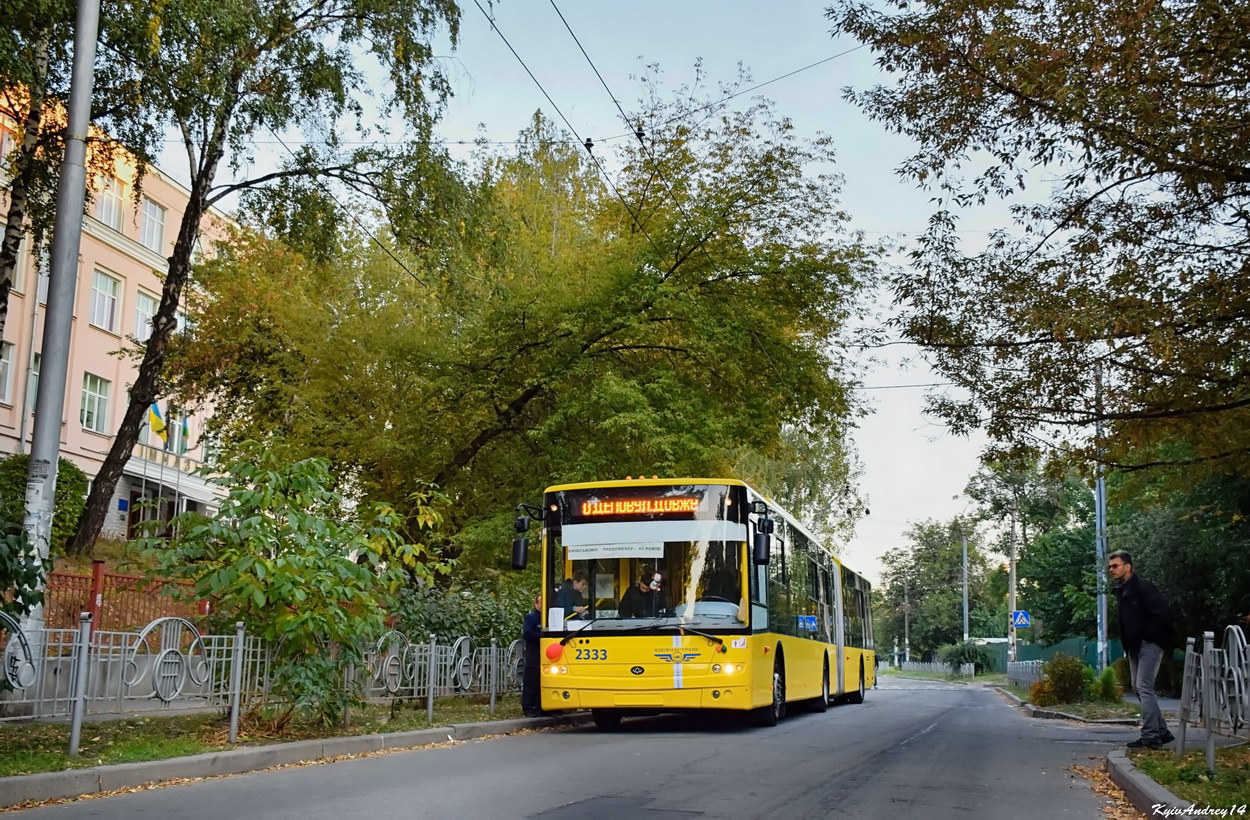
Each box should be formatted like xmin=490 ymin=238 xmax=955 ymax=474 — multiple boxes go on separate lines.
xmin=619 ymin=571 xmax=668 ymax=618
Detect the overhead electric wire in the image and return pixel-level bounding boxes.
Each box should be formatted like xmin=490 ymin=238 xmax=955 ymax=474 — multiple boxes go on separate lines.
xmin=472 ymin=0 xmax=666 ymax=261
xmin=549 ymin=0 xmax=722 ymax=278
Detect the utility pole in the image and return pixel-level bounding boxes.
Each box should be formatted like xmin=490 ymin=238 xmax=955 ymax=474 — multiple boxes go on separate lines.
xmin=1094 ymin=373 xmax=1109 ymax=672
xmin=903 ymin=574 xmax=911 ymax=663
xmin=19 ymin=0 xmax=101 ymax=634
xmin=1008 ymin=502 xmax=1018 ymax=663
xmin=961 ymin=531 xmax=969 ymax=643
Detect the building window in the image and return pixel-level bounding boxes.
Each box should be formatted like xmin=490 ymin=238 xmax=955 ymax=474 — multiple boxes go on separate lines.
xmin=36 ymin=249 xmax=49 ymax=303
xmin=28 ymin=352 xmax=40 ymax=412
xmin=90 ymin=269 xmax=121 ymax=333
xmin=135 ymin=290 xmax=158 ymax=341
xmin=81 ymin=372 xmax=111 ymax=433
xmin=96 ymin=176 xmax=124 ymax=230
xmin=0 ymin=342 xmax=12 ymax=404
xmin=0 ymin=128 xmax=13 ymax=184
xmin=10 ymin=235 xmax=26 ymax=294
xmin=140 ymin=197 xmax=165 ymax=252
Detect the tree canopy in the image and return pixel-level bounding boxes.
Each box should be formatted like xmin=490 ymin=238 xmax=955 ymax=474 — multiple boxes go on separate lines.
xmin=876 ymin=517 xmax=994 ymax=659
xmin=827 ymin=0 xmax=1250 ymax=476
xmin=168 ymin=74 xmax=878 ymax=571
xmin=64 ymin=0 xmax=462 ymax=554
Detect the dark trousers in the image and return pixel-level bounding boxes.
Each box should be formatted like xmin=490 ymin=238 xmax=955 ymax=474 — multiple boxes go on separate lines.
xmin=522 ymin=663 xmax=540 ymax=712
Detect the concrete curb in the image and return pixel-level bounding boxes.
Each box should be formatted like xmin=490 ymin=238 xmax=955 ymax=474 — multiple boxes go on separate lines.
xmin=0 ymin=713 xmax=592 ymax=809
xmin=1106 ymin=750 xmax=1201 ymax=820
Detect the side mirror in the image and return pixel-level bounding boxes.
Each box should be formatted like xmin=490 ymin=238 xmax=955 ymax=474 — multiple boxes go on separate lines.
xmin=511 ymin=536 xmax=529 ymax=569
xmin=514 ymin=515 xmax=531 ymax=534
xmin=753 ymin=516 xmax=774 ymax=565
xmin=753 ymin=532 xmax=771 ymax=565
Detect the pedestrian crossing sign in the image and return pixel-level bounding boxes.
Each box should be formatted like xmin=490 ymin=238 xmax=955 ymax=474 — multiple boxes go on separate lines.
xmin=1010 ymin=610 xmax=1031 ymax=628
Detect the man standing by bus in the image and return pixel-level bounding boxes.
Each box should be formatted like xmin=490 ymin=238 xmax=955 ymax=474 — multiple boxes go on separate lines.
xmin=522 ymin=594 xmax=543 ymax=717
xmin=1109 ymin=550 xmax=1175 ymax=749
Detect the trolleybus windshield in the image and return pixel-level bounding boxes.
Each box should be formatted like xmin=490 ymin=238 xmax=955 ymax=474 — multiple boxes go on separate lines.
xmin=545 ymin=484 xmax=751 ymax=630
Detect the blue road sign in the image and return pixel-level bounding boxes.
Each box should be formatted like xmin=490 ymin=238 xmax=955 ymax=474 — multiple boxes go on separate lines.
xmin=1010 ymin=610 xmax=1031 ymax=628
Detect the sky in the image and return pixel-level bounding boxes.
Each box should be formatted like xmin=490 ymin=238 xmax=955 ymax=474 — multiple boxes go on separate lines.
xmin=430 ymin=1 xmax=993 ymax=585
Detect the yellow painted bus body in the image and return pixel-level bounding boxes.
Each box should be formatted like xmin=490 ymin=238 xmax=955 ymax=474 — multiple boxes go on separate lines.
xmin=530 ymin=478 xmax=875 ymax=721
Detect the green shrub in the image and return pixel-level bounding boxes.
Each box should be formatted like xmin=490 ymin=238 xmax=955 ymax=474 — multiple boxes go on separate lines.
xmin=392 ymin=576 xmax=532 ymax=648
xmin=136 ymin=444 xmax=441 ymax=726
xmin=0 ymin=454 xmax=88 ymax=555
xmin=1029 ymin=677 xmax=1057 ymax=707
xmin=1042 ymin=653 xmax=1088 ymax=704
xmin=1113 ymin=656 xmax=1132 ymax=692
xmin=1092 ymin=666 xmax=1121 ymax=701
xmin=938 ymin=641 xmax=994 ymax=674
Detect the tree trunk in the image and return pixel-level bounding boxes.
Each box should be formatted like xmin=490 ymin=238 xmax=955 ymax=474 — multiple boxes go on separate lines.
xmin=66 ymin=143 xmax=224 ymax=555
xmin=0 ymin=30 xmax=51 ymax=343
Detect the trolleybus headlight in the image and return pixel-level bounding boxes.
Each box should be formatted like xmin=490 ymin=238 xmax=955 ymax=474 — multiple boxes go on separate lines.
xmin=712 ymin=664 xmax=721 ymax=673
xmin=559 ymin=665 xmax=568 ymax=674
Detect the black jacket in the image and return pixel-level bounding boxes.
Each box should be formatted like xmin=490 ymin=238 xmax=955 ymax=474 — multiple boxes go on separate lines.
xmin=522 ymin=607 xmax=542 ymax=667
xmin=618 ymin=585 xmax=667 ymax=619
xmin=555 ymin=580 xmax=586 ymax=617
xmin=1113 ymin=573 xmax=1174 ymax=659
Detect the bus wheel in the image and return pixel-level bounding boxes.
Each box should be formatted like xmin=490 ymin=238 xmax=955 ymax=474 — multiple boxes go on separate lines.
xmin=812 ymin=660 xmax=830 ymax=713
xmin=847 ymin=664 xmax=866 ymax=704
xmin=755 ymin=659 xmax=785 ymax=726
xmin=592 ymin=709 xmax=622 ymax=731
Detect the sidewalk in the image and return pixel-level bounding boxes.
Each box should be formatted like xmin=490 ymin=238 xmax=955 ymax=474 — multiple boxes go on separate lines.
xmin=1000 ymin=688 xmax=1246 ymax=820
xmin=0 ymin=712 xmax=593 ymax=810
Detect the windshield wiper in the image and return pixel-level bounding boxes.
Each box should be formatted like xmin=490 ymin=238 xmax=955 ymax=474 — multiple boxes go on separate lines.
xmin=666 ymin=624 xmax=726 ymax=650
xmin=557 ymin=616 xmax=608 ymax=644
xmin=559 ymin=617 xmax=673 ymax=644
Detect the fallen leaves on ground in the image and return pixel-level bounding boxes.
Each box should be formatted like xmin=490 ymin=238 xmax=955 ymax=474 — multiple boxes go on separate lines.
xmin=1069 ymin=759 xmax=1148 ymax=820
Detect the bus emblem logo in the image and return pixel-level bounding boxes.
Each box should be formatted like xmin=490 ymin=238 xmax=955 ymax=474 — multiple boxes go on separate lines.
xmin=630 ymin=666 xmax=645 ymax=675
xmin=654 ymin=652 xmax=700 ymax=663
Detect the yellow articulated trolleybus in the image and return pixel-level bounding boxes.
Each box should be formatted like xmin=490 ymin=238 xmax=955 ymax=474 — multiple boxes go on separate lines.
xmin=511 ymin=478 xmax=875 ymax=730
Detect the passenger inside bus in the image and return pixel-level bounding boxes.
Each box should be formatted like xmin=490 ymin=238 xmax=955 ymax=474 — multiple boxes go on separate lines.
xmin=555 ymin=571 xmax=589 ymax=619
xmin=618 ymin=571 xmax=668 ymax=618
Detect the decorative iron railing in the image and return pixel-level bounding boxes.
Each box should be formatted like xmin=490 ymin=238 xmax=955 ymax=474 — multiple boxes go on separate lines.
xmin=1176 ymin=626 xmax=1249 ymax=770
xmin=1 ymin=612 xmax=523 ymax=756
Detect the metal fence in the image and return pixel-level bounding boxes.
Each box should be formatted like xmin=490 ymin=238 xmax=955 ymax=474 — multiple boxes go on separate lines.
xmin=43 ymin=563 xmax=209 ymax=631
xmin=1 ymin=612 xmax=523 ymax=756
xmin=1006 ymin=660 xmax=1045 ymax=688
xmin=899 ymin=660 xmax=975 ymax=677
xmin=1176 ymin=626 xmax=1249 ymax=770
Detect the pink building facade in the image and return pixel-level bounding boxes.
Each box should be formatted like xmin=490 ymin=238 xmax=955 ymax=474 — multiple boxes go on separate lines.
xmin=1 ymin=120 xmax=222 ymax=541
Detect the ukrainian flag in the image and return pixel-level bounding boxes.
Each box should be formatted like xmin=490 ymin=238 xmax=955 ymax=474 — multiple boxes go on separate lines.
xmin=148 ymin=403 xmax=168 ymax=447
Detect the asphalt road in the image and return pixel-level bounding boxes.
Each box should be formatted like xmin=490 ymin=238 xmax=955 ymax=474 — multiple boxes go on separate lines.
xmin=8 ymin=677 xmax=1131 ymax=819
